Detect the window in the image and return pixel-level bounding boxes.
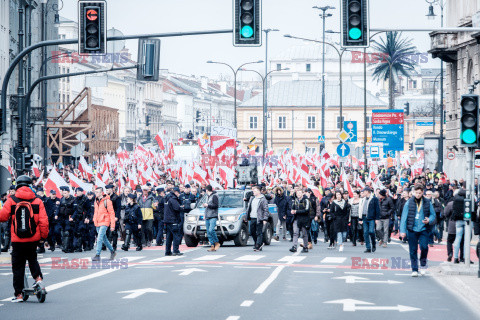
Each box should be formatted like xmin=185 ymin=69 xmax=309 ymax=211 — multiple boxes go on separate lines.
xmin=336 ymin=116 xmax=345 ymax=129
xmin=411 ymin=80 xmax=417 ymax=89
xmin=249 ymin=116 xmax=258 ymax=129
xmin=307 ymin=116 xmax=316 ymax=129
xmin=306 ymin=64 xmax=311 ymax=72
xmin=366 ymin=116 xmax=371 ymax=129
xmin=276 ymin=64 xmax=281 ymax=71
xmin=278 ymin=116 xmax=286 ymax=129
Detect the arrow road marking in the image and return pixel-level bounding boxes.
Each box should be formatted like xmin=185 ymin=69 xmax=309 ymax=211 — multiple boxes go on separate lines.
xmin=117 ymin=288 xmax=166 ymax=299
xmin=325 ymin=299 xmax=420 ymax=312
xmin=333 ymin=276 xmax=402 ymax=284
xmin=173 ymin=268 xmax=207 ymax=276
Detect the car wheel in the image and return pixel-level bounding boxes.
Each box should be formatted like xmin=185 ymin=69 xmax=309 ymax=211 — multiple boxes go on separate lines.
xmin=234 ymin=223 xmax=249 ymax=246
xmin=184 ymin=235 xmax=199 ymax=247
xmin=263 ymin=222 xmax=272 ymax=245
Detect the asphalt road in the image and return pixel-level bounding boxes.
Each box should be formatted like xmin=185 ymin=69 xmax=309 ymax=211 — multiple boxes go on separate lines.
xmin=0 ymin=235 xmax=477 ymax=320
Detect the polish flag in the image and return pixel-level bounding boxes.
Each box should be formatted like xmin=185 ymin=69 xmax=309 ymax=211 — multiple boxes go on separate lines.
xmin=155 ymin=131 xmax=165 ymax=150
xmin=44 ymin=168 xmax=70 ymax=197
xmin=32 ymin=162 xmax=41 ymax=178
xmin=78 ymin=156 xmax=93 ymax=180
xmin=307 ymin=184 xmax=323 ymax=200
xmin=219 ymin=166 xmax=235 ymax=189
xmin=212 ymin=138 xmax=235 ymax=156
xmin=68 ymin=172 xmax=93 ymax=193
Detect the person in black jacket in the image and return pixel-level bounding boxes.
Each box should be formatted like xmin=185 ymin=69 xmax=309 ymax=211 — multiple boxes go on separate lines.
xmin=331 ymin=190 xmax=350 ymax=252
xmin=273 ymin=187 xmax=288 ymax=241
xmin=72 ymin=188 xmax=88 ymax=252
xmin=376 ymin=189 xmax=394 ymax=248
xmin=106 ymin=185 xmax=122 ymax=251
xmin=35 ymin=188 xmax=48 ymax=253
xmin=452 ymin=189 xmax=468 ymax=263
xmin=289 ymin=189 xmax=310 ymax=253
xmin=57 ymin=186 xmax=75 ymax=253
xmin=395 ymin=189 xmax=409 ymax=243
xmin=44 ymin=190 xmax=59 ymax=252
xmin=121 ymin=194 xmax=143 ymax=251
xmin=154 ymin=188 xmax=165 ymax=246
xmin=83 ymin=191 xmax=96 ymax=251
xmin=164 ymin=187 xmax=183 ymax=256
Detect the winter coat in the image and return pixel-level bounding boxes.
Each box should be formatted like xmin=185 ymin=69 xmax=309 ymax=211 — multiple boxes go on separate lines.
xmin=0 ymin=186 xmax=49 ymax=243
xmin=331 ymin=200 xmax=350 ymax=233
xmin=274 ymin=188 xmax=288 ymax=222
xmin=124 ymin=203 xmax=143 ymax=226
xmin=290 ymin=195 xmax=311 ymax=229
xmin=164 ymin=193 xmax=181 ymax=224
xmin=444 ymin=200 xmax=456 ymax=234
xmin=204 ymin=192 xmax=219 ymax=220
xmin=379 ymin=196 xmax=395 ymax=219
xmin=246 ymin=195 xmax=270 ymax=221
xmin=138 ymin=193 xmax=155 ymax=221
xmin=93 ymin=195 xmax=115 ymax=229
xmin=452 ymin=190 xmax=466 ymax=221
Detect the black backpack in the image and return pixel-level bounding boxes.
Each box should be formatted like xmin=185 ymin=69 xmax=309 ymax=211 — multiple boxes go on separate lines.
xmin=11 ymin=196 xmax=38 ymax=239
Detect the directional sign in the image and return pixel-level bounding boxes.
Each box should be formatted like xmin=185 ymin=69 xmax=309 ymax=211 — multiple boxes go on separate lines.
xmin=416 ymin=121 xmax=434 ymax=126
xmin=337 ymin=130 xmax=349 ymax=143
xmin=173 ymin=268 xmax=207 ymax=276
xmin=343 ymin=121 xmax=357 ymax=142
xmin=372 ymin=109 xmax=404 ymax=154
xmin=337 ymin=143 xmax=350 ymax=158
xmin=324 ymin=299 xmax=421 ymax=312
xmin=318 ymin=135 xmax=325 ymax=143
xmin=117 ymin=288 xmax=166 ymax=299
xmin=370 ymin=145 xmax=380 ymax=158
xmin=333 ymin=276 xmax=403 ymax=284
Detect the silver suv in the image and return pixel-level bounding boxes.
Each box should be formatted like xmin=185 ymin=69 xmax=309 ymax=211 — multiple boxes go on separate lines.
xmin=183 ymin=189 xmax=278 ymax=247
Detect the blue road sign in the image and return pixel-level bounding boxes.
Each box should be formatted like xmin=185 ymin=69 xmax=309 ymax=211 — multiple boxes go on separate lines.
xmin=416 ymin=121 xmax=434 ymax=126
xmin=372 ymin=109 xmax=404 ymax=155
xmin=370 ymin=145 xmax=380 ymax=158
xmin=318 ymin=135 xmax=325 ymax=143
xmin=343 ymin=121 xmax=357 ymax=142
xmin=337 ymin=143 xmax=350 ymax=157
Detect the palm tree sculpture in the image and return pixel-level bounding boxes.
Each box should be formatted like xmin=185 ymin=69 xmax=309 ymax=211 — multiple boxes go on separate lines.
xmin=371 ymin=32 xmax=418 ymax=109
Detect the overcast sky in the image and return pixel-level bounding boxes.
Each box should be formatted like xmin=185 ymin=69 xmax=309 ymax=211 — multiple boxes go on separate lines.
xmin=59 ymin=0 xmax=442 ymax=80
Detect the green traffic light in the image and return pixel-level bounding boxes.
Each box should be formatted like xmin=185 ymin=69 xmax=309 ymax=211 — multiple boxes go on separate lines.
xmin=241 ymin=25 xmax=254 ymax=38
xmin=461 ymin=129 xmax=477 ymax=144
xmin=465 ymin=213 xmax=471 ymax=219
xmin=349 ymin=27 xmax=362 ymax=40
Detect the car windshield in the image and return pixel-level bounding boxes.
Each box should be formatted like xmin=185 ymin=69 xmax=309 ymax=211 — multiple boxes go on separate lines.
xmin=197 ymin=192 xmax=244 ymax=208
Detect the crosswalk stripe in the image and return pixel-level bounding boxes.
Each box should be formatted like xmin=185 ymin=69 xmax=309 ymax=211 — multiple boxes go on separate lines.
xmin=141 ymin=256 xmax=185 ymax=263
xmin=234 ymin=255 xmax=265 ymax=261
xmin=193 ymin=255 xmax=225 ymax=261
xmin=278 ymin=256 xmax=305 ymax=263
xmin=321 ymin=257 xmax=347 ymax=264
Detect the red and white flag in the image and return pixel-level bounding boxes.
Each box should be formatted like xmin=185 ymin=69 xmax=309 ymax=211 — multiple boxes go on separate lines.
xmin=44 ymin=168 xmax=70 ymax=197
xmin=68 ymin=172 xmax=94 ymax=193
xmin=155 ymin=131 xmax=166 ymax=150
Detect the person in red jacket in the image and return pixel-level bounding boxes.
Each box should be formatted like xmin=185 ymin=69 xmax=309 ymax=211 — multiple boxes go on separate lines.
xmin=0 ymin=175 xmax=49 ymax=302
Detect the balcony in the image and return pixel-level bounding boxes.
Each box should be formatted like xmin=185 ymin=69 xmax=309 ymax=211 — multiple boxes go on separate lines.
xmin=428 ymin=32 xmax=458 ymax=63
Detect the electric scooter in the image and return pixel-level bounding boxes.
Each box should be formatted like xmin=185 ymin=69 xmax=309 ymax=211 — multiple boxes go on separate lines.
xmin=22 ymin=272 xmax=47 ymax=303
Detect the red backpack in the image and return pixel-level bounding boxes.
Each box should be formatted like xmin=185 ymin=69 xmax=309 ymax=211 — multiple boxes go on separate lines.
xmin=11 ymin=196 xmax=38 ymax=239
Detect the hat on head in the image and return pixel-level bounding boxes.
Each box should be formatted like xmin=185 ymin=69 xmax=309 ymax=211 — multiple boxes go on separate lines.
xmin=173 ymin=187 xmax=180 ymax=193
xmin=105 ymin=185 xmax=114 ymax=190
xmin=9 ymin=185 xmax=15 ymax=190
xmin=60 ymin=186 xmax=70 ymax=192
xmin=379 ymin=189 xmax=387 ymax=197
xmin=87 ymin=191 xmax=94 ymax=196
xmin=76 ymin=187 xmax=84 ymax=192
xmin=185 ymin=184 xmax=191 ymax=189
xmin=156 ymin=187 xmax=165 ymax=193
xmin=141 ymin=185 xmax=150 ymax=191
xmin=50 ymin=189 xmax=56 ymax=195
xmin=361 ymin=187 xmax=372 ymax=193
xmin=128 ymin=193 xmax=137 ymax=200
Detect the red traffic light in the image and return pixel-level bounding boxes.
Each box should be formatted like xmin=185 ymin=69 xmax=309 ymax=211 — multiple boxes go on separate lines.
xmin=86 ymin=9 xmax=98 ymax=21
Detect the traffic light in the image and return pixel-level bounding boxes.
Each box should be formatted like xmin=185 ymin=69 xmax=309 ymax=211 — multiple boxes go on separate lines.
xmin=460 ymin=94 xmax=479 ymax=147
xmin=464 ymin=199 xmax=472 ymax=220
xmin=78 ymin=1 xmax=107 ymax=55
xmin=137 ymin=39 xmax=161 ymax=81
xmin=233 ymin=0 xmax=262 ymax=47
xmin=196 ymin=110 xmax=201 ymax=123
xmin=341 ymin=0 xmax=369 ymax=48
xmin=404 ymin=102 xmax=410 ymax=116
xmin=146 ymin=115 xmax=151 ymax=127
xmin=22 ymin=153 xmax=34 ymax=171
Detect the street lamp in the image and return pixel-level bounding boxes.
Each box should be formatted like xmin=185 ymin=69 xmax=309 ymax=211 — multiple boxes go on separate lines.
xmin=241 ymin=67 xmax=290 ymax=157
xmin=425 ymin=0 xmax=445 ymax=172
xmin=263 ymin=28 xmax=279 ymax=153
xmin=313 ymin=5 xmax=336 ymax=138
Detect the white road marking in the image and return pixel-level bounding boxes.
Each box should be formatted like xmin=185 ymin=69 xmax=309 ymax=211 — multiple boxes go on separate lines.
xmin=226 ymin=316 xmax=240 ymax=320
xmin=193 ymin=255 xmax=225 ymax=261
xmin=294 ymin=271 xmax=333 ymax=274
xmin=140 ymin=256 xmax=184 ymax=263
xmin=321 ymin=257 xmax=347 ymax=264
xmin=135 ymin=266 xmax=174 ymax=269
xmin=173 ymin=268 xmax=207 ymax=276
xmin=344 ymin=271 xmax=384 ymax=275
xmin=234 ymin=266 xmax=271 ymax=269
xmin=1 ymin=256 xmax=145 ymax=302
xmin=241 ymin=300 xmax=254 ymax=307
xmin=255 ymin=251 xmax=301 ymax=294
xmin=117 ymin=288 xmax=166 ymax=299
xmin=235 ymin=255 xmax=265 ymax=261
xmin=0 ymin=273 xmax=12 ymax=276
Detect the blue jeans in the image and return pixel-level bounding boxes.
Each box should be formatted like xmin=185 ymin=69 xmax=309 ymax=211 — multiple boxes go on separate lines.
xmin=205 ymin=218 xmax=219 ymax=246
xmin=96 ymin=226 xmax=114 ymax=256
xmin=407 ymin=229 xmax=429 ymax=271
xmin=363 ymin=219 xmax=376 ymax=250
xmin=337 ymin=232 xmax=347 ymax=245
xmin=453 ymin=220 xmax=466 ymax=259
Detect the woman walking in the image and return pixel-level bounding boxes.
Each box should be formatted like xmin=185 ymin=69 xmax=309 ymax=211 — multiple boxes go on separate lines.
xmin=349 ymin=190 xmax=363 ymax=246
xmin=330 ymin=190 xmax=350 ymax=252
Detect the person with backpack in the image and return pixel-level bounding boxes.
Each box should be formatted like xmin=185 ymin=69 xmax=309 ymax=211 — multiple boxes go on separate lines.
xmin=0 ymin=175 xmax=49 ymax=302
xmin=92 ymin=187 xmax=116 ymax=261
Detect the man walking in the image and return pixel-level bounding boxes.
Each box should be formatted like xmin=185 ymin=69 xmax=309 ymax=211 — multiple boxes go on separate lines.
xmin=377 ymin=189 xmax=394 ymax=248
xmin=246 ymin=186 xmax=269 ymax=252
xmin=203 ymin=185 xmax=220 ymax=252
xmin=92 ymin=187 xmax=116 ymax=261
xmin=400 ymin=184 xmax=436 ymax=277
xmin=359 ymin=187 xmax=381 ymax=253
xmin=164 ymin=187 xmax=183 ymax=256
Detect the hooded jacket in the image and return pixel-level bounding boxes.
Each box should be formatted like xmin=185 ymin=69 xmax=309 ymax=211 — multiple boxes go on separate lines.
xmin=0 ymin=186 xmax=49 ymax=243
xmin=93 ymin=195 xmax=115 ymax=229
xmin=274 ymin=187 xmax=288 ymax=221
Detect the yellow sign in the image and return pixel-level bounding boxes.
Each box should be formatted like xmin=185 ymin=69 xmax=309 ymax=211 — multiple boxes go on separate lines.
xmin=337 ymin=130 xmax=349 ymax=143
xmin=249 ymin=136 xmax=256 ymax=144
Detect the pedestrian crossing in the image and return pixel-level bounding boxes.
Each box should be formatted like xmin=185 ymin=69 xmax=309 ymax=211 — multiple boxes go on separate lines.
xmin=234 ymin=255 xmax=265 ymax=262
xmin=193 ymin=255 xmax=226 ymax=261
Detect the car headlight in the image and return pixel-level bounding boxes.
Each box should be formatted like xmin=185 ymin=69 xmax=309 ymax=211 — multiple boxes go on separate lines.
xmin=186 ymin=215 xmax=197 ymax=223
xmin=224 ymin=215 xmax=239 ymax=222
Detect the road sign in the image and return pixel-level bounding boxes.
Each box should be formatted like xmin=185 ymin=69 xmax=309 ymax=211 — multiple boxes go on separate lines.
xmin=337 ymin=130 xmax=349 ymax=143
xmin=343 ymin=121 xmax=357 ymax=142
xmin=249 ymin=136 xmax=256 ymax=144
xmin=475 ymin=150 xmax=480 ymax=169
xmin=447 ymin=151 xmax=455 ymax=160
xmin=318 ymin=135 xmax=325 ymax=143
xmin=372 ymin=109 xmax=404 ymax=154
xmin=416 ymin=121 xmax=434 ymax=126
xmin=337 ymin=143 xmax=350 ymax=157
xmin=370 ymin=145 xmax=380 ymax=158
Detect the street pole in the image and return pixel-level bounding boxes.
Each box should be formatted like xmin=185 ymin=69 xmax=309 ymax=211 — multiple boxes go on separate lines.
xmin=16 ymin=5 xmax=25 ymax=175
xmin=291 ymin=110 xmax=294 ymax=150
xmin=263 ymin=29 xmax=278 ymax=152
xmin=439 ymin=4 xmax=445 ymax=172
xmin=466 ymin=147 xmax=473 ymax=267
xmin=364 ymin=48 xmax=368 ymax=172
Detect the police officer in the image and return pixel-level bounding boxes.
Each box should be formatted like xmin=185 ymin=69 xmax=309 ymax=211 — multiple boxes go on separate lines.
xmin=72 ymin=188 xmax=88 ymax=252
xmin=180 ymin=184 xmax=196 ymax=238
xmin=164 ymin=187 xmax=183 ymax=256
xmin=56 ymin=186 xmax=75 ymax=253
xmin=84 ymin=191 xmax=96 ymax=251
xmin=105 ymin=185 xmax=121 ymax=251
xmin=121 ymin=194 xmax=143 ymax=251
xmin=36 ymin=188 xmax=48 ymax=254
xmin=154 ymin=188 xmax=165 ymax=246
xmin=44 ymin=190 xmax=59 ymax=252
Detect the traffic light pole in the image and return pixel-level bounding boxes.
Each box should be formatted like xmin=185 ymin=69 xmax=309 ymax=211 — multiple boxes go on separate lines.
xmin=465 ymin=147 xmax=474 ymax=267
